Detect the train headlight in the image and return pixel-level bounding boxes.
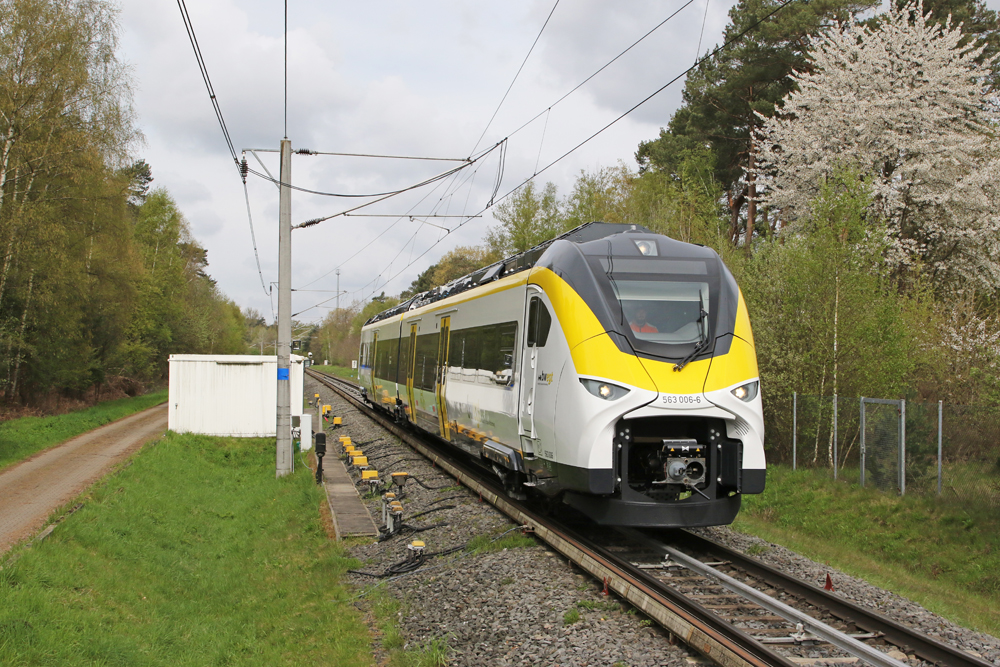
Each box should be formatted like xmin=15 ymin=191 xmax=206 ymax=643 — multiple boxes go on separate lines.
xmin=634 ymin=239 xmax=658 ymax=256
xmin=731 ymin=381 xmax=759 ymax=402
xmin=580 ymin=379 xmax=630 ymax=401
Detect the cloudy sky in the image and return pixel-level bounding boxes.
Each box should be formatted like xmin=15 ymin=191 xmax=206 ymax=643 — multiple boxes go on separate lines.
xmin=118 ymin=0 xmax=996 ymax=325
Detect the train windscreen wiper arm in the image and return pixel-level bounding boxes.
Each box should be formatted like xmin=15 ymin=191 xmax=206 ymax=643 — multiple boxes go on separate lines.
xmin=673 ymin=294 xmax=710 ymax=372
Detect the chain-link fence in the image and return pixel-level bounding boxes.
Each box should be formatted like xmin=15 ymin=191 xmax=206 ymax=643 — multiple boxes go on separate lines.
xmin=781 ymin=394 xmax=1000 ymax=512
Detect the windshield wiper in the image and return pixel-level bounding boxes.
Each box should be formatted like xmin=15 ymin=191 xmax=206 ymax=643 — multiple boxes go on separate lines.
xmin=673 ymin=293 xmax=710 ymax=372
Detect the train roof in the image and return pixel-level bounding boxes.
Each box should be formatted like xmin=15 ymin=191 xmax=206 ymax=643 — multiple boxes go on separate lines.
xmin=364 ymin=221 xmax=652 ymax=326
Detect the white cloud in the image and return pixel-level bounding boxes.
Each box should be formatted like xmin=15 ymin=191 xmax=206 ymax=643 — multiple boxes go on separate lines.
xmin=119 ymin=0 xmax=738 ymax=323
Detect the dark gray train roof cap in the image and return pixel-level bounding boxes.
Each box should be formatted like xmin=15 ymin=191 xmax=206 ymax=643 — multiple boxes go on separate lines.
xmin=364 ymin=221 xmax=653 ymax=326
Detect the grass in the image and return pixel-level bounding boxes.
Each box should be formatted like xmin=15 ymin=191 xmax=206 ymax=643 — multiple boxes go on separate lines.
xmin=0 ymin=389 xmax=168 ymax=471
xmin=312 ymin=365 xmax=358 ymax=381
xmin=734 ymin=464 xmax=1000 ymax=636
xmin=562 ymin=608 xmax=581 ymax=625
xmin=0 ymin=432 xmax=372 ymax=666
xmin=465 ymin=529 xmax=537 ymax=554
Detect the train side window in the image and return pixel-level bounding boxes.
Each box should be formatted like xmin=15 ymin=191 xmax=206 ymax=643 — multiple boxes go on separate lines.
xmin=527 ymin=297 xmax=551 ymax=347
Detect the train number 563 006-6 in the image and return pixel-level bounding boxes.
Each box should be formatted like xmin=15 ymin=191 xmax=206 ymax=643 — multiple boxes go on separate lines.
xmin=661 ymin=394 xmax=702 ymax=405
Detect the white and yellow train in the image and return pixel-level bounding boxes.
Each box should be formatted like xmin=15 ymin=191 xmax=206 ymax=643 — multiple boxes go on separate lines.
xmin=359 ymin=222 xmax=765 ymax=527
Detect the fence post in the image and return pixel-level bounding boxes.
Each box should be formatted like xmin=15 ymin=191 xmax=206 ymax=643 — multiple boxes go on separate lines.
xmin=793 ymin=391 xmax=797 ymax=471
xmin=833 ymin=394 xmax=838 ymax=481
xmin=860 ymin=397 xmax=866 ymax=487
xmin=937 ymin=400 xmax=943 ymax=496
xmin=899 ymin=399 xmax=906 ymax=496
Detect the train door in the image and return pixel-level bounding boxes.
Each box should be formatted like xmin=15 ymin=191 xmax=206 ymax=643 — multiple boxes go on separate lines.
xmin=405 ymin=323 xmax=417 ymax=423
xmin=435 ymin=316 xmax=452 ymax=439
xmin=370 ymin=330 xmax=379 ymax=397
xmin=519 ymin=289 xmax=554 ymax=446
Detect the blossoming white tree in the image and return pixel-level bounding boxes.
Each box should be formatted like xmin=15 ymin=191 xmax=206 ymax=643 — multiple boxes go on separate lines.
xmin=756 ymin=0 xmax=1000 ymax=290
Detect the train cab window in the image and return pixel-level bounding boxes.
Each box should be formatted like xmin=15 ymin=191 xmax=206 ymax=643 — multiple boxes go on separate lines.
xmin=526 ymin=297 xmax=552 ymax=347
xmin=616 ymin=280 xmax=709 ymax=344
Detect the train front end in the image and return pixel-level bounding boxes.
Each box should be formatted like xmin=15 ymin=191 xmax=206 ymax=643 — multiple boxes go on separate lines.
xmin=528 ymin=230 xmax=765 ymax=527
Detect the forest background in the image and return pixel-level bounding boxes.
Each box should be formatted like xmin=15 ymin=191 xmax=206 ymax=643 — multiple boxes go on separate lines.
xmin=3 ymin=0 xmax=999 ymax=467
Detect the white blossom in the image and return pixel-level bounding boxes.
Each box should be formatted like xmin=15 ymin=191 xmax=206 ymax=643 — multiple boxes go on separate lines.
xmin=756 ymin=1 xmax=1000 ymax=290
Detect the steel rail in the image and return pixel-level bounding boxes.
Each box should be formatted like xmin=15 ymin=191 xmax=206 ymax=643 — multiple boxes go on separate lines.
xmin=308 ymin=369 xmax=794 ymax=667
xmin=668 ymin=530 xmax=995 ymax=667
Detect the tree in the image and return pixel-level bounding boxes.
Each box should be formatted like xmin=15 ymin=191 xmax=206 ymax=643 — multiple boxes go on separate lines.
xmin=562 ymin=166 xmax=630 ymax=229
xmin=741 ymin=167 xmax=915 ymax=461
xmin=636 ymin=0 xmax=879 ymax=251
xmin=756 ymin=0 xmax=1000 ymax=291
xmin=886 ymin=0 xmax=1000 ymax=84
xmin=485 ymin=180 xmax=562 ymax=257
xmin=430 ymin=246 xmax=496 ymax=286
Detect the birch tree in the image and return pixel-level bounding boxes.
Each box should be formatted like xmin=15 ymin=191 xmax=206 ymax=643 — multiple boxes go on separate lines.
xmin=757 ymin=0 xmax=1000 ymax=290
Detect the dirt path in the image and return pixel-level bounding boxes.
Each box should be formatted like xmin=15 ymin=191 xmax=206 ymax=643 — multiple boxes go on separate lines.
xmin=0 ymin=404 xmax=168 ymax=554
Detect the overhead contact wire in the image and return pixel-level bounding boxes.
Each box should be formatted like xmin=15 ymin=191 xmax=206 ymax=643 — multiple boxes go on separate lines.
xmin=470 ymin=0 xmax=561 ymax=154
xmin=352 ymin=0 xmax=802 ymax=302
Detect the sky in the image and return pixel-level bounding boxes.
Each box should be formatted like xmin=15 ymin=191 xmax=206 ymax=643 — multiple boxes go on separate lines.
xmin=117 ymin=0 xmax=1000 ymax=326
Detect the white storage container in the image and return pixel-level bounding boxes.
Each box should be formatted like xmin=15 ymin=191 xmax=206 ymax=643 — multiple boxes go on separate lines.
xmin=168 ymin=355 xmax=304 ymax=436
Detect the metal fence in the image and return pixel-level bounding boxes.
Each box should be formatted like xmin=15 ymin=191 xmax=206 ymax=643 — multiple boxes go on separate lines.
xmin=783 ymin=393 xmax=1000 ymax=511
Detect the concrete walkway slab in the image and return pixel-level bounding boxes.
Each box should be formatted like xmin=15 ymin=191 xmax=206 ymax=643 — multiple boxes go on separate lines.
xmin=323 ymin=457 xmax=379 ymax=539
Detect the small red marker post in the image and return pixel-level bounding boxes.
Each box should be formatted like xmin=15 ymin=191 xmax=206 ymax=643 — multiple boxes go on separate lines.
xmin=824 ymin=573 xmax=835 ymax=591
xmin=602 ymin=576 xmax=610 ymax=596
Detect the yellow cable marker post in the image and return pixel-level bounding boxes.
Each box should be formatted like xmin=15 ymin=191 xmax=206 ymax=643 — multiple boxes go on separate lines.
xmin=352 ymin=456 xmax=368 ymax=467
xmin=362 ymin=470 xmax=378 ymax=480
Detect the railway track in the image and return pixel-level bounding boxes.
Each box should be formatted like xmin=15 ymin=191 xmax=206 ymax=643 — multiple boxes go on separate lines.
xmin=308 ymin=369 xmax=989 ymax=667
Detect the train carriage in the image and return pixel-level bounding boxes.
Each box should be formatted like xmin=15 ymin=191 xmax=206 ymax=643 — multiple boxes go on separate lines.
xmin=359 ymin=222 xmax=765 ymax=527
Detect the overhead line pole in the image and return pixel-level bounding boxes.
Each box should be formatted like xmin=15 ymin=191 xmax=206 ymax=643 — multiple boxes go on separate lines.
xmin=276 ymin=138 xmax=293 ymax=477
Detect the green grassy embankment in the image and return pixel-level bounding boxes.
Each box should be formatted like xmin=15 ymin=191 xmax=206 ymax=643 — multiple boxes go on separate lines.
xmin=0 ymin=432 xmax=374 ymax=666
xmin=734 ymin=465 xmax=1000 ymax=636
xmin=0 ymin=389 xmax=169 ymax=471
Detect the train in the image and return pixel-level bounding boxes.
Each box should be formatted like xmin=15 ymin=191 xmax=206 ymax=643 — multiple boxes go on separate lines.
xmin=358 ymin=221 xmax=765 ymax=527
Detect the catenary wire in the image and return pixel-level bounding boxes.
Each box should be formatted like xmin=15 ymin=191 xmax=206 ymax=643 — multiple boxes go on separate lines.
xmin=696 ymin=0 xmax=712 ymax=63
xmin=242 ymin=181 xmax=270 ymax=295
xmin=243 ymin=140 xmax=498 ymax=202
xmin=333 ymin=0 xmax=698 ymax=305
xmin=295 ymin=157 xmax=486 ymax=291
xmin=297 ymin=0 xmax=710 ymax=308
xmin=470 ymin=0 xmax=561 ymax=155
xmin=176 ymin=0 xmax=274 ymax=299
xmin=351 ymin=0 xmax=802 ymax=304
xmin=501 ymin=0 xmax=696 ymax=145
xmin=175 ymin=0 xmax=240 ymax=175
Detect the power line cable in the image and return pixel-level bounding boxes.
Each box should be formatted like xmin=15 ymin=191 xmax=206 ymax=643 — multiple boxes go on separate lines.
xmin=175 ymin=0 xmax=240 ymax=176
xmin=350 ymin=0 xmax=803 ymax=305
xmin=471 ymin=0 xmax=561 ymax=154
xmin=696 ymin=0 xmax=712 ymax=63
xmin=242 ymin=181 xmax=270 ymax=295
xmin=296 ymin=157 xmax=484 ymax=291
xmin=285 ymin=142 xmax=502 ymax=228
xmin=504 ymin=0 xmax=696 ymax=144
xmin=176 ymin=0 xmax=273 ymax=299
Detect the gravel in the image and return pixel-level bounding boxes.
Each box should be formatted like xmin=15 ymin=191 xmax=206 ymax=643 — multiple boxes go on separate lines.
xmin=307 ymin=375 xmax=999 ymax=666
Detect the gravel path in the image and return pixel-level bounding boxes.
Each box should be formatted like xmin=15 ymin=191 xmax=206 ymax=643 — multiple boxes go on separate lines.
xmin=307 ymin=375 xmax=999 ymax=666
xmin=0 ymin=404 xmax=167 ymax=554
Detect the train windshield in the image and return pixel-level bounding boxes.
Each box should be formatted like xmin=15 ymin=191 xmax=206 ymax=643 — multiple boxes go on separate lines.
xmin=591 ymin=255 xmax=719 ymax=354
xmin=611 ymin=280 xmax=709 ymax=344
